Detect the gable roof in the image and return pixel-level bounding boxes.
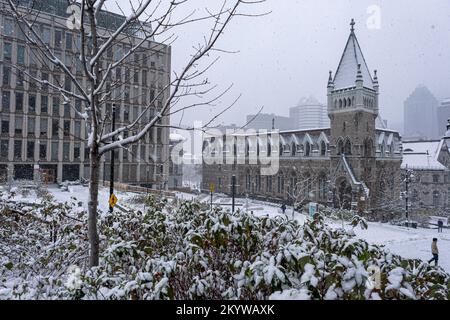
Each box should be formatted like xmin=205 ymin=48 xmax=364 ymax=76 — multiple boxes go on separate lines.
xmin=333 ymin=23 xmax=374 ymax=90
xmin=401 ymin=140 xmax=448 ymax=170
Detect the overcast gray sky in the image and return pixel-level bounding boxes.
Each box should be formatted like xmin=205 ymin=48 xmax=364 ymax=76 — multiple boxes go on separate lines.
xmin=112 ymin=0 xmax=450 ymax=132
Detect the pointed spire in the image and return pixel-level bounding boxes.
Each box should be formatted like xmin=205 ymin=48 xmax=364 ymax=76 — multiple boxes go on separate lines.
xmin=333 ymin=20 xmax=374 ymax=90
xmin=350 ymin=19 xmax=355 ymax=32
xmin=373 ymin=70 xmax=379 ymax=91
xmin=328 ymin=70 xmax=334 ymax=88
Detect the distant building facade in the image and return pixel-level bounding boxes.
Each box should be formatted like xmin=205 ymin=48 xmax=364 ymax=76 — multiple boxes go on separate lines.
xmin=289 ymin=96 xmax=329 ymax=130
xmin=245 ymin=113 xmax=294 ymax=131
xmin=0 ymin=0 xmax=171 ymax=187
xmin=403 ymin=86 xmax=439 ymax=140
xmin=202 ymin=20 xmax=403 ymax=212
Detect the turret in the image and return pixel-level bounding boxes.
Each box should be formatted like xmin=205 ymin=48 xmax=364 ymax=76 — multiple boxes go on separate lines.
xmin=355 ymin=64 xmax=363 ymax=88
xmin=373 ymin=70 xmax=379 ymax=93
xmin=327 ymin=70 xmax=334 ymax=93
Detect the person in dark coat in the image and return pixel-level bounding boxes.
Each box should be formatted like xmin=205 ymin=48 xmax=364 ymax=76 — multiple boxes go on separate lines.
xmin=428 ymin=238 xmax=439 ymax=266
xmin=437 ymin=220 xmax=443 ymax=233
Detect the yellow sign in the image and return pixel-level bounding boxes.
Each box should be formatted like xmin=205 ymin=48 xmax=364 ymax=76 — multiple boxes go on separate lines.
xmin=209 ymin=183 xmax=215 ymax=193
xmin=109 ymin=193 xmax=118 ymax=208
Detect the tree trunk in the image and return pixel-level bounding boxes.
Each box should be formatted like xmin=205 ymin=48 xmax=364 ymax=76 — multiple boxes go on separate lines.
xmin=88 ymin=145 xmax=101 ymax=267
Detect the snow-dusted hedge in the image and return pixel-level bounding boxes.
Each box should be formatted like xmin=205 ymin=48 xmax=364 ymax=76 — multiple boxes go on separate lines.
xmin=1 ymin=194 xmax=449 ymax=300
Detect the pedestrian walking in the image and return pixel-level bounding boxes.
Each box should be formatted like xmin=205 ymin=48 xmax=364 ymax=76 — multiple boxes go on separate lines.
xmin=437 ymin=220 xmax=443 ymax=233
xmin=428 ymin=238 xmax=439 ymax=266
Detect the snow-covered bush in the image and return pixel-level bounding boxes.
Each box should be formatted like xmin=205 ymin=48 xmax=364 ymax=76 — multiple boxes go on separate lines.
xmin=1 ymin=196 xmax=449 ymax=300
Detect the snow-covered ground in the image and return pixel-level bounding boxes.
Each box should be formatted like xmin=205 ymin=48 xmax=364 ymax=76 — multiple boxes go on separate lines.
xmin=3 ymin=186 xmax=449 ymax=272
xmin=189 ymin=192 xmax=450 ymax=272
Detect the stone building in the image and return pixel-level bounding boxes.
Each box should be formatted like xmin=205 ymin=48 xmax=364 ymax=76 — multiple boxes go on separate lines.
xmin=402 ymin=133 xmax=450 ymax=215
xmin=202 ymin=20 xmax=403 ymax=212
xmin=0 ymin=0 xmax=171 ymax=187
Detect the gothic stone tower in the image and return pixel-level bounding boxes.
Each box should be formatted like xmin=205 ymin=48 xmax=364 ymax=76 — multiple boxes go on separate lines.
xmin=327 ymin=19 xmax=380 ymax=208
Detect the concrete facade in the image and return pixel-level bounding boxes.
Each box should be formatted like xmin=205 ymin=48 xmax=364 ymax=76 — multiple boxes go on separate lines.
xmin=0 ymin=0 xmax=171 ymax=187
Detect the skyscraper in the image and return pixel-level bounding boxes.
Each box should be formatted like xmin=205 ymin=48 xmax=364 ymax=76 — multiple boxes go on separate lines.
xmin=289 ymin=96 xmax=329 ymax=130
xmin=403 ymin=86 xmax=439 ymax=140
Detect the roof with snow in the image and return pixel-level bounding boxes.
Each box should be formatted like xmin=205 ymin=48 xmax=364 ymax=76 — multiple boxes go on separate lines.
xmin=402 ymin=140 xmax=448 ymax=171
xmin=297 ymin=96 xmax=323 ymax=106
xmin=169 ymin=133 xmax=185 ymax=142
xmin=333 ymin=20 xmax=374 ymax=91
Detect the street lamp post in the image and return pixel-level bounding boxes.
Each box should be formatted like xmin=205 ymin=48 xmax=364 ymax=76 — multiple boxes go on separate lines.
xmin=231 ymin=175 xmax=236 ymax=213
xmin=109 ymin=104 xmax=116 ymax=213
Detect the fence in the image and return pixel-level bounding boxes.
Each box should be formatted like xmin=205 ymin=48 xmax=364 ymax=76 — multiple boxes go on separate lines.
xmin=103 ymin=181 xmax=175 ymax=197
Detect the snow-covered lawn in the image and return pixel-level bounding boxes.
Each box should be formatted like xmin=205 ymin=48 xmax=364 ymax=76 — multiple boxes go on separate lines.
xmin=4 ymin=186 xmax=449 ymax=272
xmin=190 ymin=192 xmax=450 ymax=273
xmin=355 ymin=222 xmax=450 ymax=272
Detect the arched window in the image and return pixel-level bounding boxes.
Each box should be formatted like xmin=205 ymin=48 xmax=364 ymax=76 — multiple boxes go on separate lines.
xmin=433 ymin=191 xmax=440 ymax=208
xmin=343 ymin=99 xmax=347 ymax=108
xmin=245 ymin=170 xmax=251 ymax=190
xmin=347 ymin=98 xmax=351 ymax=107
xmin=339 ymin=99 xmax=342 ymax=108
xmin=291 ymin=142 xmax=296 ymax=156
xmin=245 ymin=138 xmax=250 ymax=157
xmin=277 ymin=173 xmax=284 ymax=194
xmin=380 ymin=142 xmax=386 ymax=157
xmin=267 ymin=141 xmax=271 ymax=156
xmin=320 ymin=141 xmax=326 ymax=156
xmin=344 ymin=139 xmax=352 ymax=155
xmin=305 ymin=142 xmax=311 ymax=157
xmin=337 ymin=139 xmax=344 ymax=155
xmin=256 ymin=175 xmax=261 ymax=192
xmin=266 ymin=175 xmax=273 ymax=192
xmin=364 ymin=138 xmax=373 ymax=157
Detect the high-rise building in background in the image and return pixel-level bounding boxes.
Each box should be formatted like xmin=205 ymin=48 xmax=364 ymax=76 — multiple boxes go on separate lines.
xmin=245 ymin=113 xmax=293 ymax=131
xmin=437 ymin=98 xmax=450 ymax=137
xmin=0 ymin=0 xmax=171 ymax=187
xmin=289 ymin=96 xmax=329 ymax=130
xmin=403 ymin=86 xmax=439 ymax=140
